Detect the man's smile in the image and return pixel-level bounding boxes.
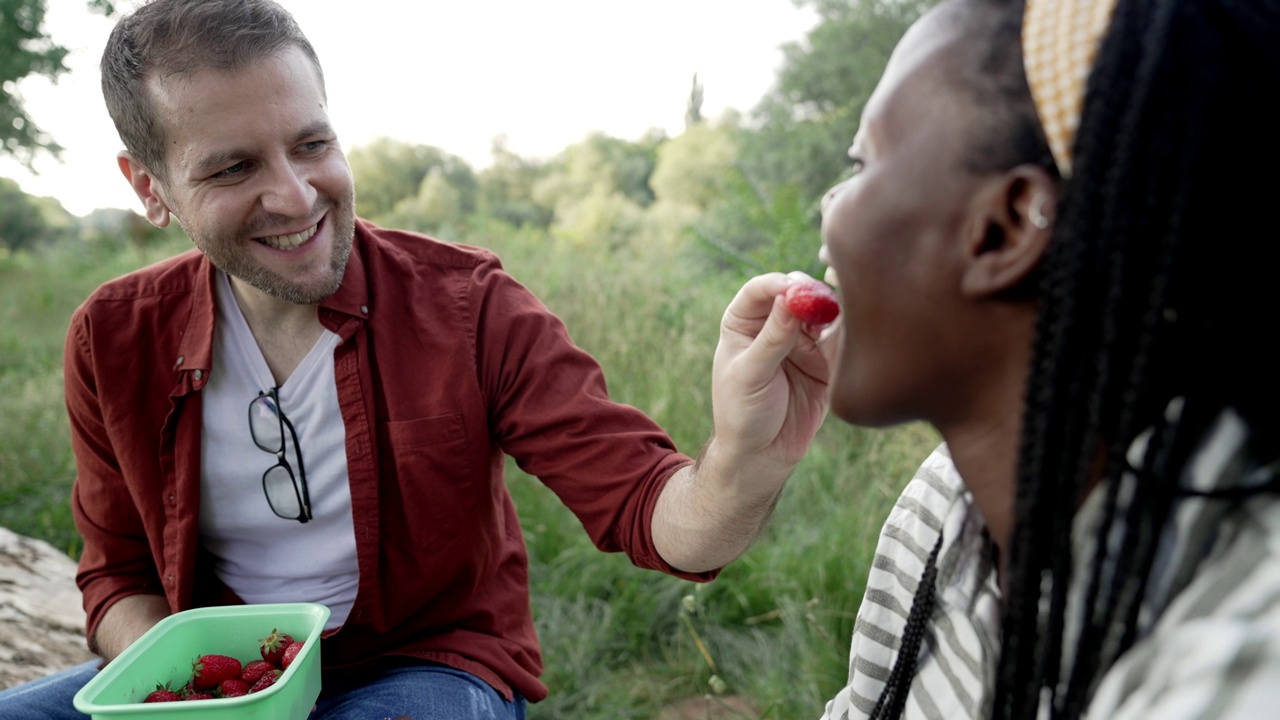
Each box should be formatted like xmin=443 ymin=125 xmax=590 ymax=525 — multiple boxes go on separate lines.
xmin=255 ymin=221 xmax=319 ymax=250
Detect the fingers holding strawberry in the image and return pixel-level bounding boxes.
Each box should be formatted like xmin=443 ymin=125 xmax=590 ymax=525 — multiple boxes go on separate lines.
xmin=783 ymin=276 xmax=840 ymax=327
xmin=709 ymin=272 xmax=836 ymax=483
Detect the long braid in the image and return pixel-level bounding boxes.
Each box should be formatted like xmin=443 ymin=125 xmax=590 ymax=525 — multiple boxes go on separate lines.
xmin=994 ymin=0 xmax=1280 ymax=718
xmin=867 ymin=535 xmax=944 ymax=720
xmin=1045 ymin=1 xmax=1178 ymax=712
xmin=1061 ymin=5 xmax=1194 ymax=701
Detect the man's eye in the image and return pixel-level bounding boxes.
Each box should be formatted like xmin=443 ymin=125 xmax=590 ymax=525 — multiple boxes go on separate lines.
xmin=300 ymin=140 xmax=328 ymax=153
xmin=212 ymin=162 xmax=247 ymax=179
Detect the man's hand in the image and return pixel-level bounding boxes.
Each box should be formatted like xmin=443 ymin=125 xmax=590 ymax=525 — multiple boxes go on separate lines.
xmin=653 ymin=272 xmax=837 ymax=573
xmin=710 ymin=271 xmax=835 ymax=476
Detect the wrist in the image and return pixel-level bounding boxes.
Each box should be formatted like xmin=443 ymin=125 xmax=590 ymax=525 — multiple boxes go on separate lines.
xmin=697 ymin=436 xmax=795 ymax=502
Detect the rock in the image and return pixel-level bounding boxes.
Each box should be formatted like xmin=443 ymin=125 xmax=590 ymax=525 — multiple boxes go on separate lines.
xmin=0 ymin=527 xmax=96 ymax=690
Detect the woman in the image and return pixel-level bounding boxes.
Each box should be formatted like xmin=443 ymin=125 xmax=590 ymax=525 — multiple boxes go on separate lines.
xmin=729 ymin=0 xmax=1279 ymax=716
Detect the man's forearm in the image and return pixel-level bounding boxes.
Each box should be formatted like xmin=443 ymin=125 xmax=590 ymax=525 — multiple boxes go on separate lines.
xmin=92 ymin=594 xmax=170 ymax=663
xmin=651 ymin=440 xmax=793 ymax=573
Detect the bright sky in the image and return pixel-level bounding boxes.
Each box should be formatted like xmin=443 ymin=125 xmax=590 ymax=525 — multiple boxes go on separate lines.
xmin=0 ymin=0 xmax=816 ymax=217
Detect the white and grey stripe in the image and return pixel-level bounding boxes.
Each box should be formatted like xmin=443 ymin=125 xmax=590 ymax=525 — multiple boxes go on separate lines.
xmin=821 ymin=444 xmax=999 ymax=720
xmin=1083 ymin=409 xmax=1280 ymax=719
xmin=822 ymin=411 xmax=1280 ymax=720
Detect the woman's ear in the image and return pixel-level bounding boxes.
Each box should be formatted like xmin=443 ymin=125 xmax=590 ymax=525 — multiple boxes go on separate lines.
xmin=961 ymin=164 xmax=1059 ymax=298
xmin=117 ymin=151 xmax=173 ymax=228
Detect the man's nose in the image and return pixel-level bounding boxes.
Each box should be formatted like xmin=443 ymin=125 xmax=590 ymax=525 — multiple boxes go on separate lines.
xmin=261 ymin=161 xmax=317 ymax=217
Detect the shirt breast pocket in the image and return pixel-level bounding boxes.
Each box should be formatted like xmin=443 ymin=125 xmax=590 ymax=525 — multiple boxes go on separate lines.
xmin=378 ymin=414 xmax=475 ymax=501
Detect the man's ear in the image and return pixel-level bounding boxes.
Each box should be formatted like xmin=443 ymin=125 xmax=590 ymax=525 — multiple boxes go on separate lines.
xmin=960 ymin=165 xmax=1058 ymax=298
xmin=117 ymin=151 xmax=173 ymax=228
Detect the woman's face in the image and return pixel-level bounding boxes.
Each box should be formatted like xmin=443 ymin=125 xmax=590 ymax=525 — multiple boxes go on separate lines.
xmin=819 ymin=5 xmax=998 ymax=428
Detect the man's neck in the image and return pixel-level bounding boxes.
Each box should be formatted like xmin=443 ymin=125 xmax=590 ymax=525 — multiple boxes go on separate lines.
xmin=228 ymin=275 xmax=324 ymax=386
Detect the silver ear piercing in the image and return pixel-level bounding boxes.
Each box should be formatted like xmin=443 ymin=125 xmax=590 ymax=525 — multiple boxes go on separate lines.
xmin=1030 ymin=197 xmax=1053 ymax=229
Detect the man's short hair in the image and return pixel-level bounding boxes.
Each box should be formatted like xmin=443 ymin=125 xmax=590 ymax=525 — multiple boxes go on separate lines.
xmin=100 ymin=0 xmax=325 ymax=180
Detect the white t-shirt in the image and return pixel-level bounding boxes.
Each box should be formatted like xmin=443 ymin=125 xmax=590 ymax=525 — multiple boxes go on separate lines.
xmin=200 ymin=271 xmax=358 ymax=629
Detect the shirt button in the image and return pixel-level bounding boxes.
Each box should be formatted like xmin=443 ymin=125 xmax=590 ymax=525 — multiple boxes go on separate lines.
xmin=360 ymin=304 xmax=369 ymax=314
xmin=175 ymin=355 xmax=185 ymax=366
xmin=193 ymin=369 xmax=203 ymax=381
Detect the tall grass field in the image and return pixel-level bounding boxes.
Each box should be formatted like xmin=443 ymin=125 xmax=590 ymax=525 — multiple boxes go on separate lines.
xmin=0 ymin=227 xmax=938 ymax=719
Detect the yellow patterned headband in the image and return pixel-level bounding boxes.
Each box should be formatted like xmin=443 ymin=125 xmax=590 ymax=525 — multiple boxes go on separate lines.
xmin=1022 ymin=0 xmax=1121 ymax=177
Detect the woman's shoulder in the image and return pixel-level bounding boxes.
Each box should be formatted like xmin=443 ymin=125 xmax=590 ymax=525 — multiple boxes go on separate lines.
xmin=1088 ymin=492 xmax=1280 ymax=718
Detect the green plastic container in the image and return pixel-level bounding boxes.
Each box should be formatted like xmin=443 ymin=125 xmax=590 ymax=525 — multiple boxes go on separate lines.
xmin=73 ymin=603 xmax=330 ymax=720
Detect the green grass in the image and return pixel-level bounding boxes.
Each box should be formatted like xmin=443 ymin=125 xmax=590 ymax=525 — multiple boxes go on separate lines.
xmin=0 ymin=225 xmax=939 ymax=718
xmin=0 ymin=235 xmax=192 ymax=557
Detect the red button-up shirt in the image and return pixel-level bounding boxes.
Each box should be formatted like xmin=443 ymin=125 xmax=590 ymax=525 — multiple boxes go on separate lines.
xmin=64 ymin=219 xmax=706 ymax=701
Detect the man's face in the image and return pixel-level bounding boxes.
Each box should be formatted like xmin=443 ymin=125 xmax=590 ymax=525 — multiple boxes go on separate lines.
xmin=145 ymin=46 xmax=355 ymax=305
xmin=819 ymin=5 xmax=994 ymax=427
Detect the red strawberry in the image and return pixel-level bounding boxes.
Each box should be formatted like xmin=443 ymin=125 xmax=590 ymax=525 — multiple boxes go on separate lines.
xmin=258 ymin=628 xmax=295 ymax=665
xmin=249 ymin=668 xmax=283 ymax=693
xmin=218 ymin=677 xmax=251 ymax=698
xmin=280 ymin=640 xmax=304 ymax=670
xmin=241 ymin=659 xmax=275 ymax=683
xmin=191 ymin=654 xmax=243 ymax=689
xmin=143 ymin=683 xmax=182 ymax=703
xmin=783 ymin=279 xmax=840 ymax=325
xmin=184 ymin=691 xmax=216 ymax=701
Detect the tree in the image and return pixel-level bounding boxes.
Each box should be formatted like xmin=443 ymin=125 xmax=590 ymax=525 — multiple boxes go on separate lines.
xmin=475 ymin=135 xmax=552 ymax=230
xmin=685 ymin=73 xmax=704 ymax=129
xmin=650 ymin=122 xmax=737 ymax=212
xmin=381 ymin=166 xmax=468 ymax=238
xmin=345 ymin=137 xmax=477 ymax=224
xmin=532 ymin=131 xmax=663 ymax=219
xmin=1 ymin=0 xmax=114 ymax=168
xmin=739 ymin=0 xmax=936 ymax=203
xmin=0 ymin=176 xmax=75 ymax=251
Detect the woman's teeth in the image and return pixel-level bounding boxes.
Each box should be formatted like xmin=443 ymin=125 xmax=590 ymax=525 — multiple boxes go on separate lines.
xmin=258 ymin=223 xmax=317 ymax=250
xmin=824 ymin=266 xmax=840 ymax=289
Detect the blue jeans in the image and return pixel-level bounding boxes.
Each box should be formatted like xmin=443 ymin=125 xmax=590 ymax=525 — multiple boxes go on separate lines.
xmin=0 ymin=659 xmax=526 ymax=720
xmin=0 ymin=660 xmax=96 ymax=720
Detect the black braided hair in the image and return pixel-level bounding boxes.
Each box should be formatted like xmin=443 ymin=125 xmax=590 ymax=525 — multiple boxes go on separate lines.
xmin=977 ymin=0 xmax=1280 ymax=718
xmin=868 ymin=535 xmax=944 ymax=720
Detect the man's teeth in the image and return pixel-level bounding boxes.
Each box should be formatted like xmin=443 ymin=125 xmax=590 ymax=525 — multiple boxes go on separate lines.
xmin=824 ymin=266 xmax=840 ymax=289
xmin=257 ymin=224 xmax=317 ymax=250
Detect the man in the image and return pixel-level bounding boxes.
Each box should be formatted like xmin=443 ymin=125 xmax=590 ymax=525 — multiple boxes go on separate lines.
xmin=0 ymin=1 xmax=832 ymax=717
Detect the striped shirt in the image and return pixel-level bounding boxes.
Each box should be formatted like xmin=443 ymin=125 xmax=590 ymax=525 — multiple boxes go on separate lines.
xmin=822 ymin=412 xmax=1280 ymax=720
xmin=821 ymin=445 xmax=1001 ymax=720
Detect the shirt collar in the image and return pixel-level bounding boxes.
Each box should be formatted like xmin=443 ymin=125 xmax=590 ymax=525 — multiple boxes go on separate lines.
xmin=318 ymin=218 xmax=372 ymax=322
xmin=175 ymin=218 xmax=374 ymax=381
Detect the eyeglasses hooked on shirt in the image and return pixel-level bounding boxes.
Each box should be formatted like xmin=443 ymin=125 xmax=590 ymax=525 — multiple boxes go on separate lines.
xmin=248 ymin=387 xmax=313 ymax=523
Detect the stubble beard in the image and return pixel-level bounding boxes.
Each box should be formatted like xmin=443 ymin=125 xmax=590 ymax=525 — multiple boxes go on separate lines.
xmin=185 ymin=194 xmax=356 ymax=306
